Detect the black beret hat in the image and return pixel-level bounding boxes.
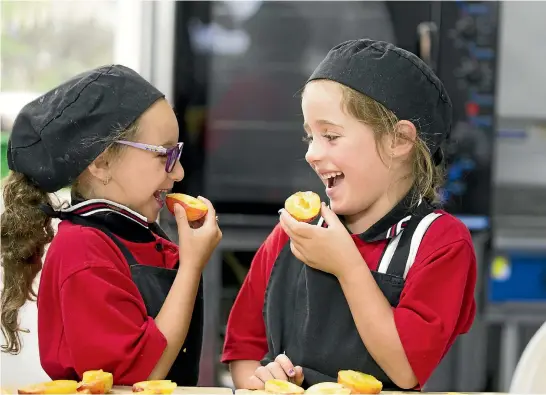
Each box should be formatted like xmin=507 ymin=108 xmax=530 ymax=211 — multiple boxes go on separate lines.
xmin=7 ymin=64 xmax=165 ymax=192
xmin=307 ymin=39 xmax=452 ymax=165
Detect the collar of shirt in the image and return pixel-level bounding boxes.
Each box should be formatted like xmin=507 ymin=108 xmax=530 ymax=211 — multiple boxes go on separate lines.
xmin=60 ymin=194 xmax=168 ymax=243
xmin=318 ymin=189 xmax=435 ymax=242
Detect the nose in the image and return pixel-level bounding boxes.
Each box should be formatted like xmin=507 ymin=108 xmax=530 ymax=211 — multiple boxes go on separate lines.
xmin=305 ymin=138 xmax=326 ymax=165
xmin=169 ymin=160 xmax=185 ymax=182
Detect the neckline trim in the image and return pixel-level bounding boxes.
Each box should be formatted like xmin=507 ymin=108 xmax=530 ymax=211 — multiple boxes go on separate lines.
xmin=61 ymin=199 xmax=149 ymax=228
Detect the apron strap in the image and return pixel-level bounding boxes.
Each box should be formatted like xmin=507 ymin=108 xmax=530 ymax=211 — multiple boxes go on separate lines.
xmin=377 ymin=207 xmax=442 ymax=279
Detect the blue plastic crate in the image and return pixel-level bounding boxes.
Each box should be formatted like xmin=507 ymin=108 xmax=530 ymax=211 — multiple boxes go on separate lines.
xmin=488 ymin=252 xmax=546 ymax=303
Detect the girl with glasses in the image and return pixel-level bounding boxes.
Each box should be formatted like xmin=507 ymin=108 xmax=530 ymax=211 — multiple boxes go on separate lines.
xmin=1 ymin=65 xmax=222 ymax=386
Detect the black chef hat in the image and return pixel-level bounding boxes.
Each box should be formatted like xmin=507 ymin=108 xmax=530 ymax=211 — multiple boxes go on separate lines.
xmin=307 ymin=39 xmax=452 ymax=165
xmin=7 ymin=64 xmax=165 ymax=192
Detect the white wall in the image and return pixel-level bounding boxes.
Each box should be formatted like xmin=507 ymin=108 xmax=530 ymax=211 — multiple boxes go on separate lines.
xmin=0 ymin=290 xmax=50 ymax=389
xmin=496 ymin=2 xmax=546 ymax=119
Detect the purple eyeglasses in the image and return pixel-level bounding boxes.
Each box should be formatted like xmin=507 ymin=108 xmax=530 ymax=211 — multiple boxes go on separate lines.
xmin=115 ymin=140 xmax=184 ymax=173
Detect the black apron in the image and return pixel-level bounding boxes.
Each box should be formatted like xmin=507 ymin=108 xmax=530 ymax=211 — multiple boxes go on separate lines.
xmin=261 ymin=204 xmax=439 ymax=390
xmin=66 ymin=214 xmax=203 ymax=386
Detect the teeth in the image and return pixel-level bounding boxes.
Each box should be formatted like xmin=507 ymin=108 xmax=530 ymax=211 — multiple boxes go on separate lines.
xmin=155 ymin=190 xmax=169 ymax=198
xmin=320 ymin=171 xmax=343 ymax=180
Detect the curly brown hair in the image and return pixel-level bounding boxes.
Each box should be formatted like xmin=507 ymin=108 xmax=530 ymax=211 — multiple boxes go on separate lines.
xmin=0 ymin=122 xmax=139 ymax=354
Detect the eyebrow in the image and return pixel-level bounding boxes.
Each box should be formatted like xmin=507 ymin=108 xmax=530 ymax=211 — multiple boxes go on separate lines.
xmin=303 ymin=119 xmax=344 ymax=131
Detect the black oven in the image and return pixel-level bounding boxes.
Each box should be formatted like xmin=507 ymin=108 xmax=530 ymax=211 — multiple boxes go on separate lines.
xmin=171 ymin=1 xmax=499 ymax=229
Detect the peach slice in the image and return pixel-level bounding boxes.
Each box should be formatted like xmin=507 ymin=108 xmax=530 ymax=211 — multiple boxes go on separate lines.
xmin=132 ymin=380 xmax=177 ymax=394
xmin=17 ymin=380 xmax=79 ymax=394
xmin=337 ymin=370 xmax=382 ymax=394
xmin=305 ymin=382 xmax=351 ymax=394
xmin=284 ymin=191 xmax=321 ymax=223
xmin=165 ymin=193 xmax=208 ymax=221
xmin=264 ymin=379 xmax=305 ymax=394
xmin=77 ymin=370 xmax=113 ymax=394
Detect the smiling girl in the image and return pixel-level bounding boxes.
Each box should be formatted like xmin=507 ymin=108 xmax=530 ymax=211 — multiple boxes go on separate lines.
xmin=222 ymin=39 xmax=476 ymax=391
xmin=1 ymin=65 xmax=222 ymax=385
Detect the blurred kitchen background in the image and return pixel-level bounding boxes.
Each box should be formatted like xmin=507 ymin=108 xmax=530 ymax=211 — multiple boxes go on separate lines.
xmin=1 ymin=0 xmax=545 ymax=393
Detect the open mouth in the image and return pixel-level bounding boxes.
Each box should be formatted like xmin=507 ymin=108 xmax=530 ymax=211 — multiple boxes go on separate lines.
xmin=153 ymin=189 xmax=169 ymax=207
xmin=322 ymin=172 xmax=345 ymax=189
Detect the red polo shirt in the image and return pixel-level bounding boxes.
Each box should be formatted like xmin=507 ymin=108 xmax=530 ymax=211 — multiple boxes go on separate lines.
xmin=222 ymin=209 xmax=477 ymax=388
xmin=37 ymin=201 xmax=179 ymax=385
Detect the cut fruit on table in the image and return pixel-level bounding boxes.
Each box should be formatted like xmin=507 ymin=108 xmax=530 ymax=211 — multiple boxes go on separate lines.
xmin=132 ymin=380 xmax=177 ymax=394
xmin=17 ymin=380 xmax=79 ymax=394
xmin=305 ymin=382 xmax=351 ymax=394
xmin=264 ymin=380 xmax=305 ymax=394
xmin=165 ymin=193 xmax=208 ymax=221
xmin=77 ymin=370 xmax=114 ymax=394
xmin=337 ymin=370 xmax=383 ymax=394
xmin=284 ymin=191 xmax=321 ymax=223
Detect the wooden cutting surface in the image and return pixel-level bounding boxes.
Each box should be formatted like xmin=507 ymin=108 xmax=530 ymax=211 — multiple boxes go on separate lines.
xmin=235 ymin=391 xmax=508 ymax=394
xmin=110 ymin=386 xmax=233 ymax=394
xmin=1 ymin=387 xmax=509 ymax=394
xmin=0 ymin=387 xmax=233 ymax=395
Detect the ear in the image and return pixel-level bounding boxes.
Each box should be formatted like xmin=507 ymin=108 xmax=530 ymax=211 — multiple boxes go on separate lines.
xmin=87 ymin=153 xmax=111 ymax=184
xmin=390 ymin=120 xmax=417 ymax=159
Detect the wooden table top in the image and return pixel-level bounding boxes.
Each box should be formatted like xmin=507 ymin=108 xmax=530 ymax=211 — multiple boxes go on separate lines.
xmin=1 ymin=385 xmax=509 ymax=394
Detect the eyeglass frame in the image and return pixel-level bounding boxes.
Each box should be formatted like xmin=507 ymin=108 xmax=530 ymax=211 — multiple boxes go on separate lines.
xmin=115 ymin=140 xmax=184 ymax=173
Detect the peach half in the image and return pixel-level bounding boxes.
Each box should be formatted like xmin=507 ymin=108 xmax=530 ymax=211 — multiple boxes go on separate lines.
xmin=284 ymin=191 xmax=321 ymax=223
xmin=132 ymin=380 xmax=177 ymax=394
xmin=165 ymin=193 xmax=208 ymax=221
xmin=264 ymin=379 xmax=305 ymax=394
xmin=17 ymin=380 xmax=79 ymax=394
xmin=337 ymin=370 xmax=383 ymax=394
xmin=305 ymin=382 xmax=351 ymax=394
xmin=77 ymin=370 xmax=113 ymax=394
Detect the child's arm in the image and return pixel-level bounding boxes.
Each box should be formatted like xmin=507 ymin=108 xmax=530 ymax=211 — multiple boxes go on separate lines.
xmin=230 ymin=360 xmax=263 ymax=389
xmin=148 ymin=202 xmax=220 ymax=379
xmin=223 ymin=224 xmax=290 ymax=388
xmin=339 ymin=237 xmax=476 ymax=389
xmin=147 ymin=264 xmax=202 ymax=380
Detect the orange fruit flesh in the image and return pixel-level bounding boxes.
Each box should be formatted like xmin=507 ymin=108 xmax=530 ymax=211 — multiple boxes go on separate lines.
xmin=165 ymin=193 xmax=208 ymax=221
xmin=337 ymin=370 xmax=382 ymax=394
xmin=82 ymin=369 xmax=114 ymax=393
xmin=132 ymin=380 xmax=177 ymax=394
xmin=264 ymin=379 xmax=305 ymax=394
xmin=305 ymin=382 xmax=351 ymax=394
xmin=18 ymin=380 xmax=79 ymax=394
xmin=285 ymin=191 xmax=321 ymax=222
xmin=79 ymin=370 xmax=113 ymax=393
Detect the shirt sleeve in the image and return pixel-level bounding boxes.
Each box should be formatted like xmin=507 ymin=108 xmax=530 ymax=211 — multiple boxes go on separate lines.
xmin=222 ymin=224 xmax=289 ymax=363
xmin=60 ymin=266 xmax=167 ymax=385
xmin=394 ymin=239 xmax=477 ymax=388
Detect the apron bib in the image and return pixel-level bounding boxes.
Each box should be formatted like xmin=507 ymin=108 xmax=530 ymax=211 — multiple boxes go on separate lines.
xmin=262 ymin=204 xmax=441 ymax=390
xmin=67 ymin=215 xmax=203 ymax=386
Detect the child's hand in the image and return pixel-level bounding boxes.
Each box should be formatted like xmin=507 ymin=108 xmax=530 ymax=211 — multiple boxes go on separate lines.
xmin=279 ymin=203 xmax=363 ymax=279
xmin=174 ymin=196 xmax=222 ymax=270
xmin=246 ymin=355 xmax=304 ymax=389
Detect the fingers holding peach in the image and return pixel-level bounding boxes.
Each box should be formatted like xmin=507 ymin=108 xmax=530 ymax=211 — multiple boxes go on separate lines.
xmin=274 ymin=354 xmax=304 ymax=385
